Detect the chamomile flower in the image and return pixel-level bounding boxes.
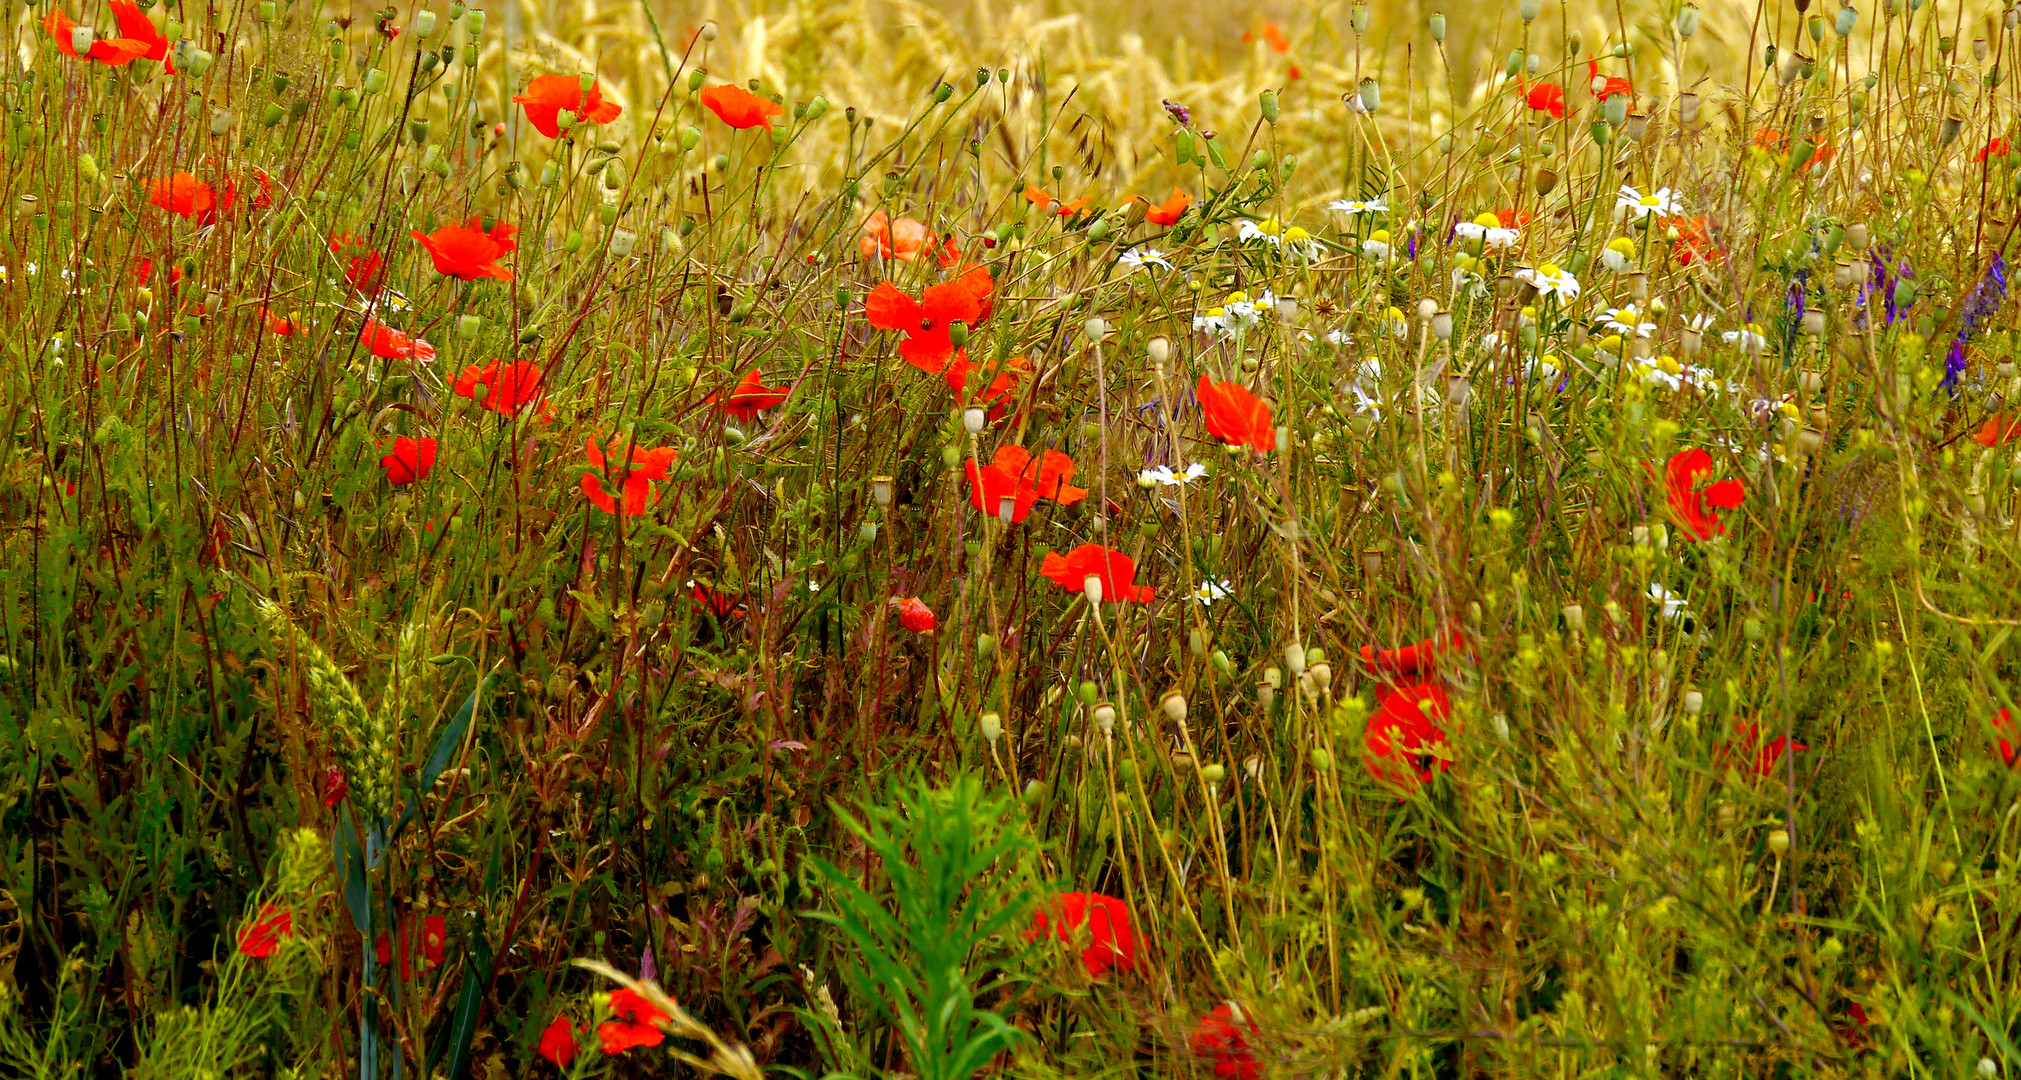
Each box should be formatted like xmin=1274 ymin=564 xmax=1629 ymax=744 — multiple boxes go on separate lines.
xmin=1329 ymin=197 xmax=1390 ymax=215
xmin=1381 ymin=306 xmax=1409 ymax=339
xmin=1192 ymin=579 xmax=1233 ymax=604
xmin=1454 ymin=213 xmax=1521 ymax=250
xmin=1238 ymin=218 xmax=1285 ymax=245
xmin=1516 ymin=262 xmax=1581 ymax=301
xmin=1599 ymin=304 xmax=1658 ymax=338
xmin=1363 ymin=229 xmax=1394 ymax=260
xmin=1601 ymin=237 xmax=1639 ymax=272
xmin=1722 ymin=323 xmax=1769 ymax=351
xmin=1138 ymin=462 xmax=1208 ymax=486
xmin=1119 ymin=247 xmax=1174 ymax=272
xmin=1646 ymin=582 xmax=1692 ymax=622
xmin=1281 ymin=226 xmax=1325 ymax=263
xmin=1617 ymin=185 xmax=1684 ymax=219
xmin=1192 ymin=290 xmax=1277 ymax=338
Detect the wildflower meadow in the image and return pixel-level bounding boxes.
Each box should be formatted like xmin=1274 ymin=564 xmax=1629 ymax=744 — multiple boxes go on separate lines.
xmin=6 ymin=0 xmax=2021 ymax=1074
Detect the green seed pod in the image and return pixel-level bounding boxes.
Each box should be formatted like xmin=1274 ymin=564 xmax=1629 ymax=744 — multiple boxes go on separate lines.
xmin=363 ymin=68 xmax=388 ymax=94
xmin=1259 ymin=90 xmax=1280 ymax=124
xmin=408 ymin=117 xmax=430 ymax=143
xmin=688 ymin=68 xmax=707 ymax=92
xmin=934 ymin=82 xmax=953 ymax=103
xmin=805 ymin=95 xmax=828 ymax=119
xmin=1505 ymin=49 xmax=1524 ymax=77
xmin=1429 ymin=11 xmax=1446 ymax=41
xmin=563 ymin=229 xmax=584 ymax=252
xmin=465 ymin=9 xmax=486 ymax=35
xmin=1359 ymin=78 xmax=1381 ymax=113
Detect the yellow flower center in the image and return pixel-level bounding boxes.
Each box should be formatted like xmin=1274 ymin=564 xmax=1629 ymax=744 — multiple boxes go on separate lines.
xmin=1473 ymin=212 xmax=1503 ymax=229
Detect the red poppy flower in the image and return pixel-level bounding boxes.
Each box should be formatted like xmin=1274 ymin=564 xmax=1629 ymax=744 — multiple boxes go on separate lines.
xmin=411 ymin=216 xmax=518 ymax=281
xmin=698 ymin=84 xmax=784 ymax=129
xmin=379 ymin=436 xmax=438 ymax=486
xmin=373 ymin=913 xmax=448 ymax=980
xmin=1359 ymin=627 xmax=1466 ymax=688
xmin=237 ymin=902 xmax=293 ymax=958
xmin=330 ymin=233 xmax=387 ymax=297
xmin=1196 ymin=375 xmax=1276 ymax=452
xmin=1023 ymin=186 xmax=1090 ymax=218
xmin=111 ymin=1 xmax=173 ymax=70
xmin=688 ymin=582 xmax=745 ymax=618
xmin=942 ymin=354 xmax=1026 ymax=415
xmin=712 ymin=369 xmax=789 ymax=422
xmin=262 ymin=307 xmax=299 ymax=336
xmin=897 ymin=596 xmax=936 ymax=633
xmin=1586 ymin=58 xmax=1633 ymax=99
xmin=859 ymin=210 xmax=959 ymax=267
xmin=966 ymin=459 xmax=1039 ymax=523
xmin=1243 ymin=21 xmax=1291 ymax=53
xmin=360 ymin=319 xmax=436 ymax=362
xmin=1524 ymin=82 xmax=1567 ymax=118
xmin=1717 ymin=721 xmax=1807 ymax=778
xmin=597 ymin=988 xmax=670 ymax=1054
xmin=1140 ymin=188 xmax=1193 ymax=226
xmin=44 ymin=9 xmax=152 ymax=65
xmin=1363 ymin=680 xmax=1453 ymax=791
xmin=1026 ymin=892 xmax=1136 ymax=978
xmin=581 ymin=436 xmax=678 ymax=517
xmin=537 ymin=1015 xmax=581 ymax=1068
xmin=321 ymin=765 xmax=348 ymax=807
xmin=1656 ymin=448 xmax=1744 ymax=540
xmin=1995 ymin=708 xmax=2017 ymax=768
xmin=512 ymin=73 xmax=624 ymax=138
xmin=1977 ymin=415 xmax=2021 ymax=447
xmin=864 ymin=265 xmax=995 ymax=373
xmin=1491 ymin=208 xmax=1535 ymax=228
xmin=1667 ymin=216 xmax=1723 ymax=266
xmin=992 ymin=445 xmax=1087 ymax=505
xmin=1191 ymin=1003 xmax=1263 ymax=1080
xmin=1977 ymin=137 xmax=2012 ymax=163
xmin=1040 ymin=544 xmax=1155 ymax=603
xmin=453 ymin=360 xmax=550 ymax=419
xmin=148 ymin=172 xmax=224 ymax=223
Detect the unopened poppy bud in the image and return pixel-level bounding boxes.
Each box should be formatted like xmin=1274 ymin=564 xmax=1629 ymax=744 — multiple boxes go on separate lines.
xmin=979 ymin=712 xmax=1001 ymax=744
xmin=413 ymin=9 xmax=437 ymax=36
xmin=1505 ymin=49 xmax=1525 ymax=77
xmin=260 ymin=0 xmax=278 ymax=21
xmin=1428 ymin=11 xmax=1447 ymax=41
xmin=805 ymin=95 xmax=828 ymax=120
xmin=1093 ymin=701 xmax=1116 ymax=734
xmin=962 ymin=407 xmax=986 ymax=434
xmin=1083 ymin=575 xmax=1104 ymax=605
xmin=976 ymin=633 xmax=995 ymax=659
xmin=1211 ymin=650 xmax=1233 ymax=676
xmin=1259 ymin=90 xmax=1280 ymax=124
xmin=1310 ymin=747 xmax=1333 ymax=771
xmin=1083 ymin=317 xmax=1109 ymax=343
xmin=688 ymin=68 xmax=707 ymax=92
xmin=563 ymin=230 xmax=583 ymax=252
xmin=1161 ymin=690 xmax=1188 ymax=722
xmin=71 ymin=26 xmax=95 ymax=54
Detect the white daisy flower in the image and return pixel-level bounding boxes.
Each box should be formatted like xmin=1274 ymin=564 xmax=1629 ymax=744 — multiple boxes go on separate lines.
xmin=1139 ymin=462 xmax=1208 ymax=486
xmin=1617 ymin=185 xmax=1684 ymax=219
xmin=1329 ymin=197 xmax=1390 ymax=215
xmin=1722 ymin=323 xmax=1769 ymax=351
xmin=1192 ymin=579 xmax=1233 ymax=604
xmin=1454 ymin=219 xmax=1521 ymax=250
xmin=1515 ymin=262 xmax=1581 ymax=301
xmin=1646 ymin=582 xmax=1691 ymax=622
xmin=1119 ymin=247 xmax=1174 ymax=272
xmin=1599 ymin=304 xmax=1657 ymax=338
xmin=1600 ymin=237 xmax=1638 ymax=272
xmin=1362 ymin=229 xmax=1393 ymax=260
xmin=1237 ymin=219 xmax=1283 ymax=245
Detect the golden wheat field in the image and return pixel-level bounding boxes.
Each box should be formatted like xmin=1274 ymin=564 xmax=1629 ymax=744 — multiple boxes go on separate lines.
xmin=7 ymin=0 xmax=2021 ymax=1075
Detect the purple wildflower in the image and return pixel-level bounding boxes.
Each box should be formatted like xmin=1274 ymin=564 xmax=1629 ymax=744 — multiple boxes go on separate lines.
xmin=1945 ymin=252 xmax=2008 ymax=391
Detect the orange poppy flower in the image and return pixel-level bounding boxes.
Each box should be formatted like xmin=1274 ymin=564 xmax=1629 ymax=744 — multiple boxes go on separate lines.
xmin=712 ymin=369 xmax=789 ymax=422
xmin=1040 ymin=544 xmax=1155 ymax=603
xmin=1977 ymin=415 xmax=2021 ymax=446
xmin=942 ymin=353 xmax=1026 ymax=415
xmin=512 ymin=74 xmax=624 ymax=139
xmin=896 ymin=597 xmax=936 ymax=633
xmin=698 ymin=84 xmax=784 ymax=130
xmin=1656 ymin=448 xmax=1744 ymax=540
xmin=992 ymin=445 xmax=1087 ymax=505
xmin=966 ymin=459 xmax=1039 ymax=523
xmin=1140 ymin=188 xmax=1193 ymax=226
xmin=330 ymin=233 xmax=387 ymax=297
xmin=236 ymin=903 xmax=293 ymax=958
xmin=1667 ymin=215 xmax=1723 ymax=266
xmin=1196 ymin=375 xmax=1276 ymax=451
xmin=860 ymin=210 xmax=959 ymax=267
xmin=863 ymin=265 xmax=994 ymax=373
xmin=110 ymin=0 xmax=172 ymax=70
xmin=1243 ymin=21 xmax=1292 ymax=53
xmin=1024 ymin=186 xmax=1089 ymax=218
xmin=379 ymin=436 xmax=438 ymax=486
xmin=597 ymin=988 xmax=670 ymax=1054
xmin=453 ymin=359 xmax=550 ymax=418
xmin=148 ymin=172 xmax=224 ymax=223
xmin=1524 ymin=83 xmax=1566 ymax=118
xmin=44 ymin=9 xmax=151 ymax=65
xmin=360 ymin=320 xmax=435 ymax=362
xmin=581 ymin=435 xmax=678 ymax=516
xmin=1586 ymin=58 xmax=1632 ymax=99
xmin=411 ymin=216 xmax=517 ymax=281
xmin=538 ymin=1015 xmax=581 ymax=1068
xmin=1979 ymin=137 xmax=2014 ymax=163
xmin=262 ymin=308 xmax=299 ymax=336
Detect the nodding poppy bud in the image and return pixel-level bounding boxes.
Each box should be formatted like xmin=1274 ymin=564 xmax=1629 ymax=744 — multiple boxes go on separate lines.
xmin=1941 ymin=114 xmax=1964 ymax=145
xmin=1428 ymin=11 xmax=1446 ymax=40
xmin=1259 ymin=90 xmax=1280 ymax=124
xmin=1505 ymin=49 xmax=1524 ymax=77
xmin=412 ymin=10 xmax=437 ymax=36
xmin=688 ymin=68 xmax=706 ymax=92
xmin=465 ymin=9 xmax=486 ymax=35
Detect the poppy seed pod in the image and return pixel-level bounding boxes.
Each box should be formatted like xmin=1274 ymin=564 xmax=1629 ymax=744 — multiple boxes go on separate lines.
xmin=1768 ymin=828 xmax=1790 ymax=855
xmin=1093 ymin=701 xmax=1116 ymax=735
xmin=1941 ymin=114 xmax=1965 ymax=146
xmin=1147 ymin=336 xmax=1171 ymax=368
xmin=962 ymin=407 xmax=986 ymax=434
xmin=1308 ymin=663 xmax=1333 ymax=692
xmin=1520 ymin=0 xmax=1541 ymax=19
xmin=1083 ymin=317 xmax=1109 ymax=343
xmin=1259 ymin=90 xmax=1280 ymax=125
xmin=1161 ymin=690 xmax=1188 ymax=723
xmin=413 ymin=10 xmax=438 ymax=37
xmin=1083 ymin=575 xmax=1104 ymax=605
xmin=70 ymin=26 xmax=94 ymax=54
xmin=1283 ymin=642 xmax=1306 ymax=676
xmin=1350 ymin=3 xmax=1369 ymax=32
xmin=1429 ymin=11 xmax=1446 ymax=41
xmin=1432 ymin=309 xmax=1454 ymax=340
xmin=871 ymin=475 xmax=894 ymax=506
xmin=1677 ymin=4 xmax=1700 ymax=36
xmin=1681 ymin=689 xmax=1704 ymax=713
xmin=979 ymin=712 xmax=1002 ymax=745
xmin=1679 ymin=92 xmax=1701 ymax=124
xmin=1360 ymin=79 xmax=1381 ymax=113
